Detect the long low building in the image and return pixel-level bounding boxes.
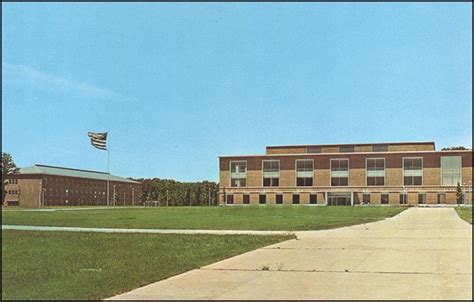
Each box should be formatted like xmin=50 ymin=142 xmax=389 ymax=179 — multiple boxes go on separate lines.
xmin=218 ymin=142 xmax=473 ymax=205
xmin=4 ymin=164 xmax=142 ymax=207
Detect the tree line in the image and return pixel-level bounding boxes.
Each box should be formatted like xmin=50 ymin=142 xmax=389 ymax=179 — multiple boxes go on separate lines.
xmin=133 ymin=178 xmax=219 ymax=206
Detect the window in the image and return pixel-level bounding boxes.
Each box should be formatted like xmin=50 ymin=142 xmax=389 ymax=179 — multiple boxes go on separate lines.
xmin=230 ymin=161 xmax=247 ymax=187
xmin=259 ymin=194 xmax=266 ymax=204
xmin=363 ymin=194 xmax=371 ymax=204
xmin=307 ymin=146 xmax=322 ymax=153
xmin=437 ymin=193 xmax=446 ymax=204
xmin=441 ymin=156 xmax=461 ymax=186
xmin=400 ymin=193 xmax=407 ymax=205
xmin=372 ymin=144 xmax=388 ymax=152
xmin=340 ymin=145 xmax=355 ymax=152
xmin=418 ymin=193 xmax=426 ymax=204
xmin=292 ymin=194 xmax=300 ymax=204
xmin=226 ymin=194 xmax=234 ymax=204
xmin=263 ymin=178 xmax=279 ymax=186
xmin=310 ymin=194 xmax=317 ymax=204
xmin=243 ymin=194 xmax=250 ymax=204
xmin=296 ymin=159 xmax=313 ymax=186
xmin=381 ymin=194 xmax=389 ymax=204
xmin=366 ymin=158 xmax=385 ymax=186
xmin=403 ymin=157 xmax=423 ymax=186
xmin=263 ymin=160 xmax=280 ymax=187
xmin=331 ymin=159 xmax=349 ymax=186
xmin=276 ymin=194 xmax=283 ymax=204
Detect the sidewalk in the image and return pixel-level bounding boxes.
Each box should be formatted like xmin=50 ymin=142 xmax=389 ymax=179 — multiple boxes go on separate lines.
xmin=107 ymin=207 xmax=472 ymax=300
xmin=1 ymin=224 xmax=293 ymax=236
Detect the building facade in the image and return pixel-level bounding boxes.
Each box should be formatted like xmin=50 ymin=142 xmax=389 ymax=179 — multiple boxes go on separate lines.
xmin=4 ymin=164 xmax=142 ymax=207
xmin=219 ymin=142 xmax=473 ymax=206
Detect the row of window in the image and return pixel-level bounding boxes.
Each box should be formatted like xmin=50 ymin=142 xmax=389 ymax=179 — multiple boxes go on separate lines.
xmin=363 ymin=193 xmax=431 ymax=204
xmin=306 ymin=144 xmax=389 ymax=153
xmin=8 ymin=179 xmax=18 ymax=184
xmin=229 ymin=156 xmax=462 ymax=188
xmin=7 ymin=190 xmax=19 ymax=195
xmin=226 ymin=193 xmax=318 ymax=204
xmin=226 ymin=193 xmax=447 ymax=205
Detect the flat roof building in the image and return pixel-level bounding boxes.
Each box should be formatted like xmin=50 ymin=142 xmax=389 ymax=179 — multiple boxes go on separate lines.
xmin=219 ymin=142 xmax=473 ymax=206
xmin=4 ymin=164 xmax=142 ymax=207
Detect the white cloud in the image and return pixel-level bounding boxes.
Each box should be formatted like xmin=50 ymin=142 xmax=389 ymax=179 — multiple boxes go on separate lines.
xmin=2 ymin=62 xmax=136 ymax=102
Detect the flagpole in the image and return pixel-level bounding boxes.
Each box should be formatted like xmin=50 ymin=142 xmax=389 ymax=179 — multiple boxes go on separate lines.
xmin=107 ymin=130 xmax=110 ymax=207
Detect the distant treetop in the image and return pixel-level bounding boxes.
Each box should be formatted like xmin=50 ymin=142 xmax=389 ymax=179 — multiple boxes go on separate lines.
xmin=441 ymin=146 xmax=470 ymax=151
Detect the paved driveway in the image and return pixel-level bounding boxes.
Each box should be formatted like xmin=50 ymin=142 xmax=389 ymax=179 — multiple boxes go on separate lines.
xmin=108 ymin=207 xmax=472 ymax=300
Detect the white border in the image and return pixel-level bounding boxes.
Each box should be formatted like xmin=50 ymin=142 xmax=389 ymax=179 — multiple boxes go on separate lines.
xmin=330 ymin=158 xmax=349 ymax=187
xmin=402 ymin=157 xmax=423 ymax=186
xmin=365 ymin=157 xmax=386 ymax=187
xmin=295 ymin=159 xmax=314 ymax=187
xmin=229 ymin=160 xmax=247 ymax=188
xmin=261 ymin=159 xmax=280 ymax=187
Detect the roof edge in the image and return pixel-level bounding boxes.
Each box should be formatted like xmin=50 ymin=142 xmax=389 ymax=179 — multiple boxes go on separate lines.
xmin=219 ymin=149 xmax=473 ymax=158
xmin=266 ymin=141 xmax=436 ymax=149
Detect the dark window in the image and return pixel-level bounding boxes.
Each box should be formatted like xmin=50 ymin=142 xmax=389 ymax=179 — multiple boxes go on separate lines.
xmin=263 ymin=178 xmax=279 ymax=187
xmin=296 ymin=160 xmax=313 ymax=171
xmin=340 ymin=145 xmax=355 ymax=152
xmin=399 ymin=194 xmax=407 ymax=204
xmin=310 ymin=194 xmax=317 ymax=204
xmin=243 ymin=194 xmax=250 ymax=204
xmin=372 ymin=144 xmax=388 ymax=152
xmin=276 ymin=194 xmax=283 ymax=204
xmin=367 ymin=158 xmax=385 ymax=171
xmin=418 ymin=193 xmax=426 ymax=204
xmin=367 ymin=177 xmax=384 ymax=186
xmin=263 ymin=160 xmax=279 ymax=172
xmin=292 ymin=194 xmax=300 ymax=204
xmin=437 ymin=193 xmax=446 ymax=204
xmin=363 ymin=194 xmax=371 ymax=204
xmin=307 ymin=146 xmax=322 ymax=153
xmin=331 ymin=177 xmax=348 ymax=186
xmin=404 ymin=158 xmax=422 ymax=170
xmin=259 ymin=194 xmax=266 ymax=204
xmin=404 ymin=176 xmax=422 ymax=186
xmin=297 ymin=177 xmax=313 ymax=186
xmin=381 ymin=194 xmax=389 ymax=204
xmin=331 ymin=159 xmax=349 ymax=171
xmin=226 ymin=194 xmax=234 ymax=204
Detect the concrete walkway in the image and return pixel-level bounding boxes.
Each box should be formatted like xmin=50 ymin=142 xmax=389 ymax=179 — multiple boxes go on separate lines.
xmin=108 ymin=207 xmax=472 ymax=300
xmin=1 ymin=225 xmax=293 ymax=236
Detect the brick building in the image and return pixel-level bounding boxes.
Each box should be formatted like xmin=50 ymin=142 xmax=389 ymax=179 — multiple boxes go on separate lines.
xmin=4 ymin=164 xmax=142 ymax=207
xmin=219 ymin=142 xmax=473 ymax=205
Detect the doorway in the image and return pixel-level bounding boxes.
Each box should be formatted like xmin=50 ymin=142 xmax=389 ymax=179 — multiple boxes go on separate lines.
xmin=327 ymin=192 xmax=352 ymax=206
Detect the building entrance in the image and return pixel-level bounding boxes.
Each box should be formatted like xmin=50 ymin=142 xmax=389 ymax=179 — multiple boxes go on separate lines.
xmin=327 ymin=192 xmax=352 ymax=206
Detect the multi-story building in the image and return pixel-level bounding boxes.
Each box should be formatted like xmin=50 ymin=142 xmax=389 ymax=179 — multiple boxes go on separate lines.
xmin=4 ymin=164 xmax=142 ymax=207
xmin=218 ymin=142 xmax=473 ymax=205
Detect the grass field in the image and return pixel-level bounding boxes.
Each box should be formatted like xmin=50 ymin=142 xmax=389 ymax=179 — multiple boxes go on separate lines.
xmin=454 ymin=207 xmax=472 ymax=224
xmin=2 ymin=206 xmax=407 ymax=231
xmin=2 ymin=230 xmax=293 ymax=300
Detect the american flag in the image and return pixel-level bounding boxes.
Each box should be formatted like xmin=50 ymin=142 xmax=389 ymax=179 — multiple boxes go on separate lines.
xmin=88 ymin=132 xmax=107 ymax=150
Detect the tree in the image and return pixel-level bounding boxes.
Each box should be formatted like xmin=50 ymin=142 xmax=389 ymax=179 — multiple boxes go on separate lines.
xmin=131 ymin=177 xmax=219 ymax=206
xmin=442 ymin=146 xmax=469 ymax=151
xmin=1 ymin=153 xmax=19 ymax=206
xmin=456 ymin=182 xmax=463 ymax=205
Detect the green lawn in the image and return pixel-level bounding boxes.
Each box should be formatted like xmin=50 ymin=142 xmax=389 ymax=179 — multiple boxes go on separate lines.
xmin=2 ymin=206 xmax=407 ymax=231
xmin=2 ymin=230 xmax=292 ymax=300
xmin=455 ymin=207 xmax=472 ymax=224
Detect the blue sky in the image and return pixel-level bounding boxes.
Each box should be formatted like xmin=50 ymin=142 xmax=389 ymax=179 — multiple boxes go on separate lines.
xmin=2 ymin=3 xmax=472 ymax=182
